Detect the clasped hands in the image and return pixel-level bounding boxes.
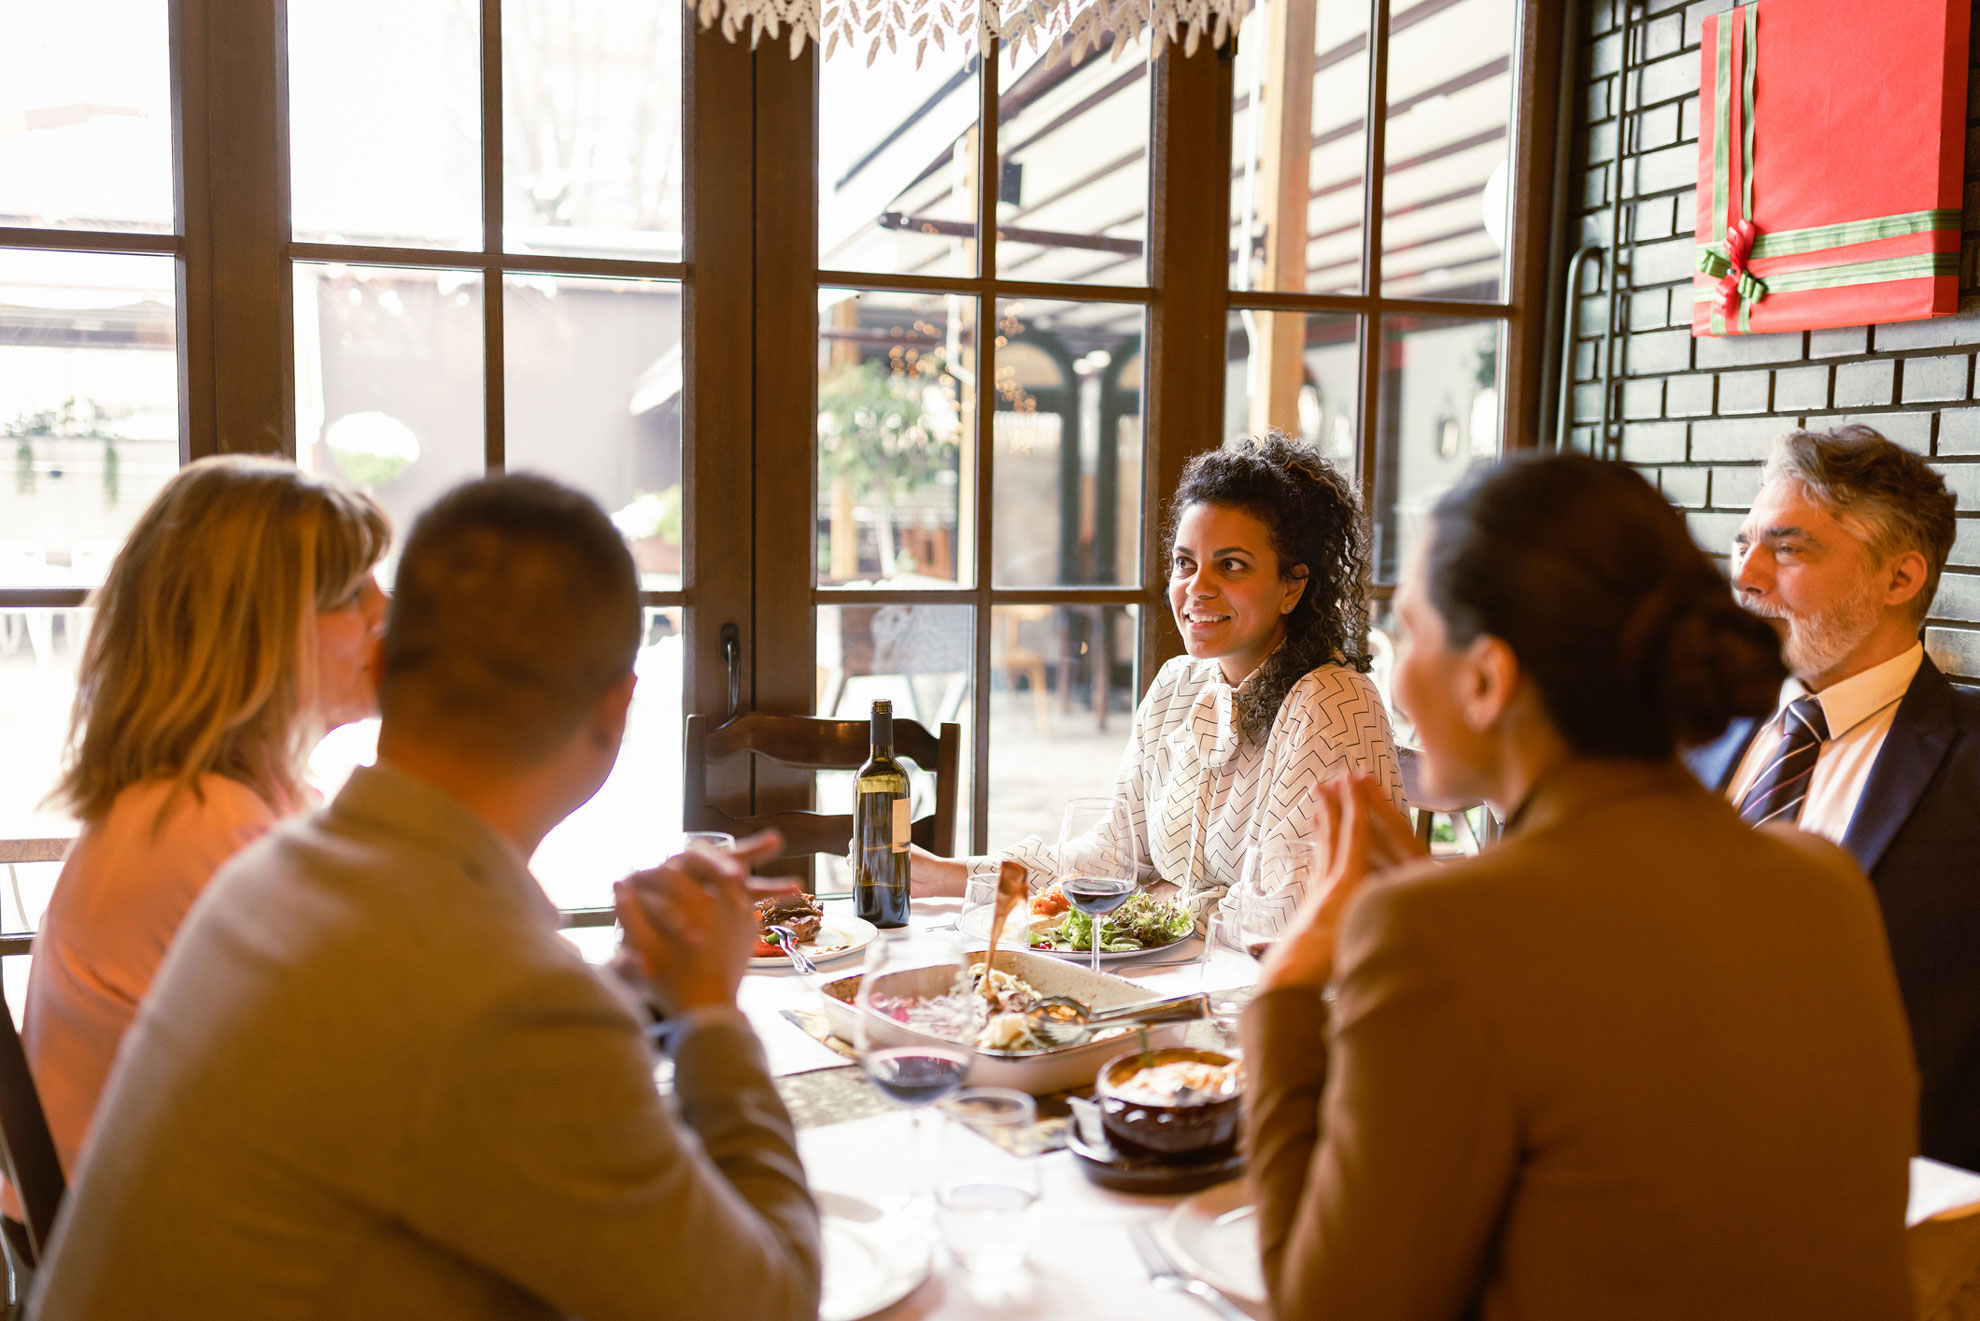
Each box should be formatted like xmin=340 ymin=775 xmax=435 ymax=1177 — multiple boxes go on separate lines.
xmin=611 ymin=830 xmax=789 ymax=1017
xmin=1257 ymin=775 xmax=1424 ymax=996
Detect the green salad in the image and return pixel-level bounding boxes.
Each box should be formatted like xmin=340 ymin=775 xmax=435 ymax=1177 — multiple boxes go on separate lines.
xmin=1028 ymin=893 xmax=1193 ymax=954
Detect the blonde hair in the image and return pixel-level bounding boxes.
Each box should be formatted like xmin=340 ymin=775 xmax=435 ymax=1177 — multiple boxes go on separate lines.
xmin=55 ymin=455 xmax=391 ymax=823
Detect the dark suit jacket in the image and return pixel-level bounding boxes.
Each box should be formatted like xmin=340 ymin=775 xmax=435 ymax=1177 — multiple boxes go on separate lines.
xmin=1688 ymin=656 xmax=1980 ymax=1173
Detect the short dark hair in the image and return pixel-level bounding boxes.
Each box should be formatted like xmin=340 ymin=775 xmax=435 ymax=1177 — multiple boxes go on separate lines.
xmin=1161 ymin=431 xmax=1370 ymax=746
xmin=1762 ymin=424 xmax=1958 ymax=623
xmin=381 ymin=474 xmax=640 ymax=763
xmin=1427 ymin=453 xmax=1784 ymax=758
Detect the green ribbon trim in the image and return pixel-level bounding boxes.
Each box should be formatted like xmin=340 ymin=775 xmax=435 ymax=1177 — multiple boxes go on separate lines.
xmin=1740 ymin=4 xmax=1756 ymax=222
xmin=1693 ymin=250 xmax=1959 ymax=305
xmin=1695 ymin=246 xmax=1767 ymax=305
xmin=1696 ymin=209 xmax=1964 ymax=260
xmin=1712 ymin=12 xmax=1733 ymax=248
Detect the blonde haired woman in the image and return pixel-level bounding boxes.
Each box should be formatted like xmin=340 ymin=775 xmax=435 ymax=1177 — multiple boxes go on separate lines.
xmin=23 ymin=455 xmax=389 ymax=1178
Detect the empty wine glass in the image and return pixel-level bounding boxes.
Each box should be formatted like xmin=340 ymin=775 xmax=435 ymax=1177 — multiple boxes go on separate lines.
xmin=1237 ymin=838 xmax=1325 ymax=961
xmin=854 ymin=928 xmax=979 ymax=1214
xmin=1057 ymin=797 xmax=1135 ymax=978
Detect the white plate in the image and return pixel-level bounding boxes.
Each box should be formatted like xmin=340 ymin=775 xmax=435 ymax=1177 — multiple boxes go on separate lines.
xmin=957 ymin=905 xmax=1190 ymax=962
xmin=816 ymin=1190 xmax=931 ymax=1321
xmin=1162 ymin=1180 xmax=1266 ymax=1307
xmin=751 ymin=915 xmax=880 ymax=970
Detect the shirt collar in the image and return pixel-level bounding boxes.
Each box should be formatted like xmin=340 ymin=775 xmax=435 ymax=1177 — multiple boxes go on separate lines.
xmin=326 ymin=761 xmax=560 ymax=930
xmin=1780 ymin=642 xmax=1924 ymax=742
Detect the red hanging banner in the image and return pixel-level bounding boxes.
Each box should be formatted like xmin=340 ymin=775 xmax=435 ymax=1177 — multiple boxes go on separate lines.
xmin=1692 ymin=0 xmax=1970 ymax=337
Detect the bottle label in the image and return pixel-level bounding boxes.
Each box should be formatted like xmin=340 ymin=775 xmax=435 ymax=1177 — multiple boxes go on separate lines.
xmin=892 ymin=798 xmax=910 ymax=852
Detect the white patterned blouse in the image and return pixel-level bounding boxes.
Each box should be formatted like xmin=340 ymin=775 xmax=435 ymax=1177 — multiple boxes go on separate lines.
xmin=999 ymin=654 xmax=1405 ymax=933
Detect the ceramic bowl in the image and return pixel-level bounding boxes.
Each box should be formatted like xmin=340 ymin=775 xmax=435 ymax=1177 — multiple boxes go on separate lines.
xmin=1094 ymin=1047 xmax=1243 ymax=1158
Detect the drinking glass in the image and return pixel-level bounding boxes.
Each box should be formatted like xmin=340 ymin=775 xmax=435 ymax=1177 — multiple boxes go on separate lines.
xmin=961 ymin=856 xmax=1023 ymax=943
xmin=935 ymin=1087 xmax=1040 ymax=1274
xmin=681 ymin=830 xmax=736 ymax=853
xmin=1237 ymin=838 xmax=1325 ymax=960
xmin=1199 ymin=911 xmax=1253 ymax=1032
xmin=854 ymin=928 xmax=978 ymax=1213
xmin=1057 ymin=797 xmax=1134 ymax=978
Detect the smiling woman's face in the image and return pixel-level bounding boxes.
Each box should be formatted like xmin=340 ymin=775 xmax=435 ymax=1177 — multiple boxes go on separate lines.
xmin=1167 ymin=501 xmax=1304 ymax=683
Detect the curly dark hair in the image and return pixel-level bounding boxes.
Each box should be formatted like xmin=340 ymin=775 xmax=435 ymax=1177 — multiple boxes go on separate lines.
xmin=1161 ymin=431 xmax=1371 ymax=746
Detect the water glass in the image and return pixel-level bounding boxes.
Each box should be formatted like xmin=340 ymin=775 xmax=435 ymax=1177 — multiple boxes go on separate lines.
xmin=1199 ymin=912 xmax=1255 ymax=1031
xmin=936 ymin=1087 xmax=1040 ymax=1274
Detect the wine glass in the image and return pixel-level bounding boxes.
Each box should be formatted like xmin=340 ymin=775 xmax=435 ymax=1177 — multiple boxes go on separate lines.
xmin=854 ymin=928 xmax=979 ymax=1214
xmin=1238 ymin=839 xmax=1325 ymax=961
xmin=1057 ymin=796 xmax=1135 ymax=978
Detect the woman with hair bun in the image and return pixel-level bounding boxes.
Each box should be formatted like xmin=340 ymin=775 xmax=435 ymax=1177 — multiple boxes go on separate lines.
xmin=23 ymin=456 xmax=390 ymax=1180
xmin=1242 ymin=453 xmax=1916 ymax=1319
xmin=909 ymin=431 xmax=1403 ymax=929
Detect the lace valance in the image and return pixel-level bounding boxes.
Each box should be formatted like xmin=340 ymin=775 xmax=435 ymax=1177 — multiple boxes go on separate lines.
xmin=694 ymin=0 xmax=1243 ymax=66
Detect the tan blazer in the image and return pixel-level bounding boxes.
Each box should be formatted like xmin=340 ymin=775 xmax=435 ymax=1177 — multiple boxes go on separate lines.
xmin=1241 ymin=759 xmax=1917 ymax=1321
xmin=32 ymin=764 xmax=821 ymax=1321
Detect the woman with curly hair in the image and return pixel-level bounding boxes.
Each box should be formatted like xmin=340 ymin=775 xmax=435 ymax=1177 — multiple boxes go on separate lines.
xmin=910 ymin=431 xmax=1403 ymax=929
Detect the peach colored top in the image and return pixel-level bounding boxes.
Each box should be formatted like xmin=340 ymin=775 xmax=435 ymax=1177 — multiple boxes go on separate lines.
xmin=24 ymin=775 xmax=278 ymax=1177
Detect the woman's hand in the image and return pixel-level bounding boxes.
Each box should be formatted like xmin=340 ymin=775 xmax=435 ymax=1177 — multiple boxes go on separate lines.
xmin=1258 ymin=775 xmax=1423 ymax=994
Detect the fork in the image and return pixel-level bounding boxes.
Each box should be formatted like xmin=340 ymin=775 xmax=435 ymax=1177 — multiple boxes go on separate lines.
xmin=765 ymin=924 xmax=818 ymax=977
xmin=1127 ymin=1221 xmax=1252 ymax=1321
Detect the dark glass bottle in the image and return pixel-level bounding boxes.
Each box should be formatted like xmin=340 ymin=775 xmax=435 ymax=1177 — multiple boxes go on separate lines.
xmin=853 ymin=699 xmax=912 ymax=929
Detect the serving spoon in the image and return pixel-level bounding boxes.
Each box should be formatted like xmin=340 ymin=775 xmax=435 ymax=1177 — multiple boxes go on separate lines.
xmin=1021 ymin=990 xmax=1209 ymax=1049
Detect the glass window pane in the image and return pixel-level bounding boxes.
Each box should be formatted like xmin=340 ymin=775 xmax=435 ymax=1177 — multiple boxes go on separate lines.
xmin=502 ymin=0 xmax=684 ymax=261
xmin=816 ymin=603 xmax=975 ymax=888
xmin=985 ymin=603 xmax=1137 ymax=853
xmin=1381 ymin=0 xmax=1517 ymax=301
xmin=288 ymin=1 xmax=482 ymax=249
xmin=990 ymin=298 xmax=1142 ymax=588
xmin=996 ymin=34 xmax=1150 ymax=287
xmin=819 ymin=43 xmax=979 ymax=277
xmin=1371 ymin=316 xmax=1503 ymax=583
xmin=816 ymin=288 xmax=976 ymax=589
xmin=0 ymin=3 xmax=173 ymax=233
xmin=0 ymin=608 xmax=87 ymax=838
xmin=503 ymin=275 xmax=684 ymax=591
xmin=534 ymin=605 xmax=684 ymax=908
xmin=0 ymin=250 xmax=179 ymax=589
xmin=293 ymin=263 xmax=485 ymax=579
xmin=1223 ymin=309 xmax=1359 ymax=471
xmin=1231 ymin=2 xmax=1368 ymax=294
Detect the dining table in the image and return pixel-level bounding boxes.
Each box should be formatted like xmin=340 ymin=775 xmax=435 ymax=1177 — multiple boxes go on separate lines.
xmin=576 ymin=893 xmax=1980 ymax=1321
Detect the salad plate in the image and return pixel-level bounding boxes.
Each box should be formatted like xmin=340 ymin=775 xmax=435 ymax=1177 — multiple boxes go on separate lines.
xmin=958 ymin=889 xmax=1193 ymax=961
xmin=1161 ymin=1180 xmax=1267 ymax=1307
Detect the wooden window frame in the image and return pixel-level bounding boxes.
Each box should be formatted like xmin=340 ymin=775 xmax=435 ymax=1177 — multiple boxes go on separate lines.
xmin=0 ymin=0 xmax=1564 ymax=869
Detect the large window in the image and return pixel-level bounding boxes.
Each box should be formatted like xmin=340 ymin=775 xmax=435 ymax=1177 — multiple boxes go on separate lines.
xmin=1229 ymin=0 xmax=1521 ymax=583
xmin=0 ymin=1 xmax=1558 ymax=906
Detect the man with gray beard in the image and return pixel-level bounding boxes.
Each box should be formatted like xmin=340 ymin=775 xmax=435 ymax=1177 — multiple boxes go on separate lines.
xmin=1688 ymin=424 xmax=1980 ymax=1173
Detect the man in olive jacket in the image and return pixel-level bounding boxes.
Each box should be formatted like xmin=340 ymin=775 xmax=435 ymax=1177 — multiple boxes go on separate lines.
xmin=33 ymin=475 xmax=821 ymax=1320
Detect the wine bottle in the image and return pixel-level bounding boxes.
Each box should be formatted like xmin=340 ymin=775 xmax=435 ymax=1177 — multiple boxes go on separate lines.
xmin=853 ymin=699 xmax=912 ymax=929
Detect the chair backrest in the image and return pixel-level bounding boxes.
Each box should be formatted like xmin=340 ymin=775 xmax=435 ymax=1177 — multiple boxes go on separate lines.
xmin=0 ymin=987 xmax=63 ymax=1265
xmin=683 ymin=711 xmax=961 ymax=861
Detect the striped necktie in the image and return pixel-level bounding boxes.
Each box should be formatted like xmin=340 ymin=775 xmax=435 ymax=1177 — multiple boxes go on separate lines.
xmin=1737 ymin=696 xmax=1831 ymax=828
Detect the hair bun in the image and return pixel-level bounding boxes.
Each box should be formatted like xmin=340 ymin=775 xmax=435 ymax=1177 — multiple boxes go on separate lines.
xmin=1620 ymin=573 xmax=1786 ymax=747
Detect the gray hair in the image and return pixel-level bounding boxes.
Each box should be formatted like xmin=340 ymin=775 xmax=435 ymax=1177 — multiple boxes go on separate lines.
xmin=1761 ymin=424 xmax=1957 ymax=623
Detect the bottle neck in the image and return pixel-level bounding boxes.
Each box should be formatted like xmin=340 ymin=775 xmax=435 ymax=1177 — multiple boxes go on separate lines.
xmin=870 ymin=710 xmax=894 ymax=758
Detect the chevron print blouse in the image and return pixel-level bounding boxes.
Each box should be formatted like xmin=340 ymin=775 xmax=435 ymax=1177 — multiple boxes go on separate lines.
xmin=1002 ymin=655 xmax=1405 ymax=932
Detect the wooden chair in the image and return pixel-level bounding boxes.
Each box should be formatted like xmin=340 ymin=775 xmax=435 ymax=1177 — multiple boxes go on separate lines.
xmin=1397 ymin=745 xmax=1499 ymax=854
xmin=0 ymin=985 xmax=64 ymax=1314
xmin=683 ymin=711 xmax=961 ymax=861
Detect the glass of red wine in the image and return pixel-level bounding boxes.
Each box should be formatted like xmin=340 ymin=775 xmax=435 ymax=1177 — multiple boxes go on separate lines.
xmin=854 ymin=928 xmax=978 ymax=1214
xmin=1058 ymin=797 xmax=1135 ymax=979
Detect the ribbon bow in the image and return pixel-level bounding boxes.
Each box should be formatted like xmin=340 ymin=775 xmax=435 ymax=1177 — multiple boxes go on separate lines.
xmin=1696 ymin=217 xmax=1767 ymax=318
